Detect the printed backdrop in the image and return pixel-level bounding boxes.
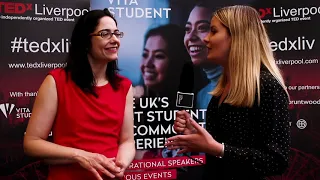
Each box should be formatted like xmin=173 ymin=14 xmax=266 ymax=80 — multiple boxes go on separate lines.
xmin=0 ymin=0 xmax=319 ymax=179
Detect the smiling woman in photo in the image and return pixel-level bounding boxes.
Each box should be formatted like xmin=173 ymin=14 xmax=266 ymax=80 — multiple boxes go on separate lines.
xmin=140 ymin=24 xmax=191 ymax=101
xmin=133 ymin=24 xmax=192 ymax=160
xmin=184 ymin=2 xmax=224 ymax=109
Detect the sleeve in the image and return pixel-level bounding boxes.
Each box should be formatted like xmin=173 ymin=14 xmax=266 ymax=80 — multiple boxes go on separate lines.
xmin=47 ymin=68 xmax=65 ymax=85
xmin=47 ymin=68 xmax=65 ymax=105
xmin=119 ymin=76 xmax=132 ymax=95
xmin=222 ymin=72 xmax=291 ymax=176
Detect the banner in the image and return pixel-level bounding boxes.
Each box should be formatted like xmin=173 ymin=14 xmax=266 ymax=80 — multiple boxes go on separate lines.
xmin=0 ymin=0 xmax=89 ymax=179
xmin=0 ymin=0 xmax=319 ymax=179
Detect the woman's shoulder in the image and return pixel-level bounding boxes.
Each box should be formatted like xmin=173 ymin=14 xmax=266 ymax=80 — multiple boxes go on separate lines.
xmin=259 ymin=67 xmax=287 ymax=98
xmin=117 ymin=74 xmax=132 ymax=85
xmin=48 ymin=68 xmax=66 ymax=79
xmin=116 ymin=74 xmax=132 ymax=92
xmin=46 ymin=68 xmax=70 ymax=92
xmin=260 ymin=67 xmax=281 ymax=88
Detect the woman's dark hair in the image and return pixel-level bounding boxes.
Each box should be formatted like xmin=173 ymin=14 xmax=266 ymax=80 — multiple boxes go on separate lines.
xmin=65 ymin=8 xmax=120 ymax=97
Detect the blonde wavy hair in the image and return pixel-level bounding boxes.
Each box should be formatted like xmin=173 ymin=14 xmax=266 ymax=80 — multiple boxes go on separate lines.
xmin=210 ymin=5 xmax=289 ymax=107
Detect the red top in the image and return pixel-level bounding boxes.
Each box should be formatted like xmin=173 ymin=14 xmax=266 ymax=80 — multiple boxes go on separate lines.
xmin=47 ymin=68 xmax=131 ymax=180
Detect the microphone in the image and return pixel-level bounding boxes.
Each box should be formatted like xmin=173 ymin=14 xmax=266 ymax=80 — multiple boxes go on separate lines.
xmin=173 ymin=61 xmax=204 ymax=165
xmin=176 ymin=61 xmax=195 ymax=109
xmin=162 ymin=62 xmax=195 ymax=160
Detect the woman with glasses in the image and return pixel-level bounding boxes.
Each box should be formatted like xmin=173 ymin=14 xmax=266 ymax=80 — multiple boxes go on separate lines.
xmin=23 ymin=8 xmax=135 ymax=180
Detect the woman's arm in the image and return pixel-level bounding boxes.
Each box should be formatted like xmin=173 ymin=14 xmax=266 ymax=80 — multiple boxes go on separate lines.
xmin=24 ymin=74 xmax=124 ymax=179
xmin=115 ymin=85 xmax=136 ymax=169
xmin=23 ymin=75 xmax=80 ymax=161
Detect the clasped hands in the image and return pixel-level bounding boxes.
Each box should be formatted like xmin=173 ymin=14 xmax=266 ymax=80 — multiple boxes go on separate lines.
xmin=165 ymin=110 xmax=223 ymax=156
xmin=74 ymin=150 xmax=126 ymax=180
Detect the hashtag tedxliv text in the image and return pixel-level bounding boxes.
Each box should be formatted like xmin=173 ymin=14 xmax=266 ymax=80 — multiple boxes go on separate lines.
xmin=11 ymin=37 xmax=69 ymax=53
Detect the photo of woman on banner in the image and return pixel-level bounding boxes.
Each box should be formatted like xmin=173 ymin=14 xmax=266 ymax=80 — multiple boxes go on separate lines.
xmin=134 ymin=24 xmax=207 ymax=161
xmin=184 ymin=1 xmax=224 ymax=110
xmin=137 ymin=24 xmax=195 ymax=105
xmin=166 ymin=5 xmax=291 ymax=180
xmin=134 ymin=24 xmax=192 ymax=160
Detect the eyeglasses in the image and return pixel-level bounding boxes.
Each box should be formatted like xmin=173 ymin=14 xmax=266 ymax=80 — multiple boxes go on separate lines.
xmin=90 ymin=29 xmax=124 ymax=39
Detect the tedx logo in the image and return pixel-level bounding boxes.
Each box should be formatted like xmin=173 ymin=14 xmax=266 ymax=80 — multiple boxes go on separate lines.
xmin=0 ymin=2 xmax=33 ymax=14
xmin=259 ymin=8 xmax=272 ymax=18
xmin=0 ymin=103 xmax=15 ymax=118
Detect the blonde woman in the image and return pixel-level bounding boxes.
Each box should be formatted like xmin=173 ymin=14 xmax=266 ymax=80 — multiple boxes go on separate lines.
xmin=165 ymin=5 xmax=290 ymax=179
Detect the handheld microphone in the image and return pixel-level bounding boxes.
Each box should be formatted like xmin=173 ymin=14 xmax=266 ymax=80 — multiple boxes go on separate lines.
xmin=176 ymin=61 xmax=194 ymax=109
xmin=173 ymin=61 xmax=204 ymax=165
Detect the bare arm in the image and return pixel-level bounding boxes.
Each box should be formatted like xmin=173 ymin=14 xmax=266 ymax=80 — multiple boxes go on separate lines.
xmin=23 ymin=75 xmax=80 ymax=162
xmin=24 ymin=75 xmax=123 ymax=179
xmin=115 ymin=85 xmax=136 ymax=169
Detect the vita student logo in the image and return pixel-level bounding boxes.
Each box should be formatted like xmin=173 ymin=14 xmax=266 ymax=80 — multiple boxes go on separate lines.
xmin=259 ymin=6 xmax=320 ymax=19
xmin=0 ymin=2 xmax=89 ymax=18
xmin=0 ymin=103 xmax=15 ymax=118
xmin=0 ymin=103 xmax=31 ymax=119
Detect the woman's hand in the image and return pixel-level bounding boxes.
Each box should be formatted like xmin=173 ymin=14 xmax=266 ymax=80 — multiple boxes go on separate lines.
xmin=113 ymin=160 xmax=126 ymax=179
xmin=174 ymin=110 xmax=196 ymax=135
xmin=166 ymin=118 xmax=223 ymax=156
xmin=73 ymin=150 xmax=121 ymax=180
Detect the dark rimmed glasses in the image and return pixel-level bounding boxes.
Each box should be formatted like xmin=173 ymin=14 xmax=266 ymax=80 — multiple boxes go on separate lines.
xmin=90 ymin=29 xmax=124 ymax=39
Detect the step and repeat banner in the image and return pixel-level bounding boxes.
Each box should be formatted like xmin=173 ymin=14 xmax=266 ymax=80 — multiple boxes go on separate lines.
xmin=0 ymin=0 xmax=319 ymax=179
